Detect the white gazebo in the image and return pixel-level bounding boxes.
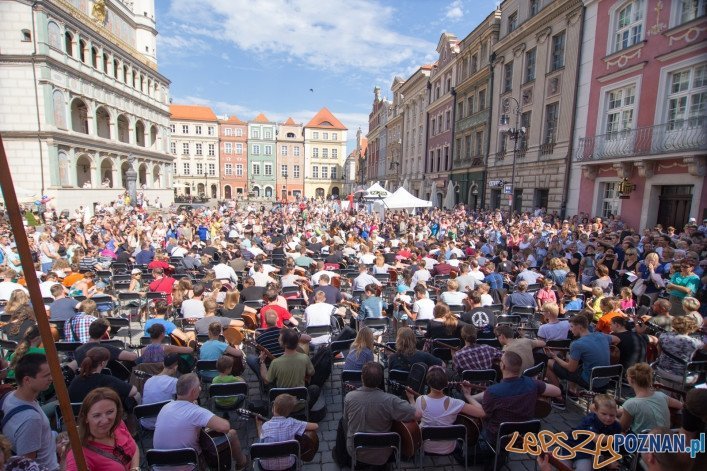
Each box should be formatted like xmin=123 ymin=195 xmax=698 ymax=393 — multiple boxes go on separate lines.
xmin=363 ymin=182 xmax=392 ymax=199
xmin=383 ymin=187 xmax=433 ymax=209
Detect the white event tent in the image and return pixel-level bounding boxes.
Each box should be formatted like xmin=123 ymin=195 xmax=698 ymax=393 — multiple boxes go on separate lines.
xmin=363 ymin=182 xmax=392 ymax=199
xmin=383 ymin=187 xmax=433 ymax=209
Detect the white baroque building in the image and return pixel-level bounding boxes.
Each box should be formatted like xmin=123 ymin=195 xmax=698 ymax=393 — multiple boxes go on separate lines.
xmin=0 ymin=0 xmax=174 ymax=211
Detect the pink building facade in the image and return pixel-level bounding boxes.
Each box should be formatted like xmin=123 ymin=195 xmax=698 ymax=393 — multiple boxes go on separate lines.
xmin=568 ymin=0 xmax=706 ymax=230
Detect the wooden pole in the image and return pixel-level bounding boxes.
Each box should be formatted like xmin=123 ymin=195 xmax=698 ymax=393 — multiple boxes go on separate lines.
xmin=0 ymin=134 xmax=87 ymax=470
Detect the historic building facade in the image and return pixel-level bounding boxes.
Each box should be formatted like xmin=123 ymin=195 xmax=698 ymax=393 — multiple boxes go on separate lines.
xmin=276 ymin=117 xmax=304 ymax=201
xmin=398 ymin=65 xmax=432 ymax=198
xmin=218 ymin=115 xmax=247 ymax=200
xmin=567 ymin=0 xmax=706 ymax=230
xmin=365 ymin=87 xmax=390 ymax=186
xmin=247 ymin=113 xmax=276 ymax=198
xmin=169 ymin=105 xmax=219 ymax=198
xmin=426 ymin=33 xmax=460 ymax=207
xmin=486 ymin=0 xmax=584 ymax=214
xmin=385 ymin=78 xmax=404 ymax=191
xmin=0 ymin=0 xmax=173 ymax=210
xmin=303 ymin=108 xmax=347 ymax=199
xmin=344 ymin=128 xmax=367 ymax=195
xmin=451 ymin=10 xmax=500 ymax=209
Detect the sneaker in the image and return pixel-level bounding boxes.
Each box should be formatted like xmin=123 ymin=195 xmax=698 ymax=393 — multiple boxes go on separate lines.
xmin=551 ymin=398 xmax=566 ymax=410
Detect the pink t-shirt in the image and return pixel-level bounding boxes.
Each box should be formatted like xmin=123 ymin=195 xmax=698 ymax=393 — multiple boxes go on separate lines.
xmin=66 ymin=421 xmax=137 ymax=471
xmin=536 ymin=288 xmax=557 ymax=306
xmin=620 ymin=298 xmax=635 ymax=310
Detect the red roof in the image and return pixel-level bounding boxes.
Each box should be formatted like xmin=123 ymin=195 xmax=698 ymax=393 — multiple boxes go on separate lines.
xmin=169 ymin=104 xmax=217 ymax=121
xmin=360 ymin=137 xmax=368 ymax=157
xmin=283 ymin=117 xmax=297 ymax=125
xmin=304 ymin=107 xmax=347 ymax=130
xmin=253 ymin=113 xmax=270 ymax=123
xmin=221 ymin=115 xmax=246 ymax=125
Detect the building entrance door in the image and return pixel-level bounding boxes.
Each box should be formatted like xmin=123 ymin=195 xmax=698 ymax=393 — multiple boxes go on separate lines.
xmin=657 ymin=185 xmax=692 ymax=229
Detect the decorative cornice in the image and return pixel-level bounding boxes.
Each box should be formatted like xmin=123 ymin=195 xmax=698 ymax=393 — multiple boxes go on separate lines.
xmin=536 ymin=27 xmax=553 ymax=44
xmin=634 ymin=161 xmax=655 ymax=178
xmin=566 ymin=9 xmax=581 ymax=26
xmin=684 ymin=156 xmax=705 ymax=177
xmin=655 ymin=42 xmax=706 ymax=62
xmin=603 ymin=43 xmax=644 ymax=69
xmin=667 ymin=24 xmax=707 ymax=46
xmin=512 ymin=43 xmax=526 ymax=57
xmin=596 ymin=61 xmax=648 ymax=83
xmin=613 ymin=162 xmax=633 ymax=179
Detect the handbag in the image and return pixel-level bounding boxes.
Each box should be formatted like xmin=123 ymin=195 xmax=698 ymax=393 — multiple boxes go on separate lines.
xmin=632 ymin=278 xmax=646 ymax=297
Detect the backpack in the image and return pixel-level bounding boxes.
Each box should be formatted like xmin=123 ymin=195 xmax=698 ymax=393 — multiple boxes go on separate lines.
xmin=309 ymin=346 xmax=332 ymax=388
xmin=0 ymin=387 xmax=37 ymax=434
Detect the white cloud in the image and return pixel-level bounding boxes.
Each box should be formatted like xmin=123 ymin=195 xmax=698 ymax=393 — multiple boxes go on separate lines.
xmin=164 ymin=0 xmax=435 ymax=73
xmin=445 ymin=1 xmax=464 ymax=20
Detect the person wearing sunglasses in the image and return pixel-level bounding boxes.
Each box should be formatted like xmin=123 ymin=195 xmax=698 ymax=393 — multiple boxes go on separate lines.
xmin=65 ymin=387 xmax=138 ymax=471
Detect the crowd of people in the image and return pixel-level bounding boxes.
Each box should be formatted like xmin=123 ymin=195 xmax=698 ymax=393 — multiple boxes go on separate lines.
xmin=0 ymin=197 xmax=706 ymax=471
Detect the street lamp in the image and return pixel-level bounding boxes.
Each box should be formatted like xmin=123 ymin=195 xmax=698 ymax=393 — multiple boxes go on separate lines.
xmin=498 ymin=97 xmax=526 ymax=214
xmin=204 ymin=171 xmax=209 ymax=200
xmin=283 ymin=171 xmax=288 ymax=202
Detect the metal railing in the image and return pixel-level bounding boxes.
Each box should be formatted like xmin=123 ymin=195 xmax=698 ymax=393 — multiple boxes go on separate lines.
xmin=575 ymin=119 xmax=706 ymax=161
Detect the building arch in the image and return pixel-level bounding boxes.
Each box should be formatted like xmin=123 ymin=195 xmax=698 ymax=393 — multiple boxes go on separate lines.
xmin=95 ymin=106 xmax=110 ymax=139
xmin=331 ymin=186 xmax=340 ymax=198
xmin=52 ymin=89 xmax=67 ymax=129
xmin=149 ymin=124 xmax=158 ymax=149
xmin=78 ymin=38 xmax=87 ymax=63
xmin=117 ymin=114 xmax=129 ymax=143
xmin=138 ymin=163 xmax=148 ymax=187
xmin=211 ymin=184 xmax=217 ymax=199
xmin=252 ymin=186 xmax=260 ymax=197
xmin=120 ymin=161 xmax=130 ymax=189
xmin=47 ymin=21 xmax=61 ymax=49
xmin=197 ymin=183 xmax=205 ymax=196
xmin=135 ymin=120 xmax=146 ymax=147
xmin=224 ymin=185 xmax=232 ymax=199
xmin=100 ymin=158 xmax=113 ymax=188
xmin=76 ymin=154 xmax=93 ymax=188
xmin=70 ymin=98 xmax=88 ymax=134
xmin=152 ymin=165 xmax=161 ymax=188
xmin=264 ymin=186 xmax=273 ymax=198
xmin=316 ymin=187 xmax=325 ymax=199
xmin=64 ymin=31 xmax=74 ymax=57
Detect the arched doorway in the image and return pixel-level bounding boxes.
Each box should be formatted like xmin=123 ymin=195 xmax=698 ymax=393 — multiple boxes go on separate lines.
xmin=152 ymin=166 xmax=161 ymax=188
xmin=100 ymin=158 xmax=113 ymax=188
xmin=224 ymin=185 xmax=232 ymax=199
xmin=76 ymin=155 xmax=92 ymax=188
xmin=436 ymin=192 xmax=444 ymax=208
xmin=150 ymin=125 xmax=158 ymax=149
xmin=252 ymin=186 xmax=260 ymax=197
xmin=468 ymin=185 xmax=479 ymax=209
xmin=117 ymin=115 xmax=129 ymax=143
xmin=138 ymin=163 xmax=147 ymax=188
xmin=70 ymin=98 xmax=88 ymax=134
xmin=210 ymin=184 xmax=217 ymax=199
xmin=264 ymin=186 xmax=273 ymax=198
xmin=135 ymin=120 xmax=145 ymax=147
xmin=96 ymin=106 xmax=110 ymax=139
xmin=197 ymin=183 xmax=205 ymax=196
xmin=316 ymin=187 xmax=325 ymax=199
xmin=331 ymin=187 xmax=340 ymax=199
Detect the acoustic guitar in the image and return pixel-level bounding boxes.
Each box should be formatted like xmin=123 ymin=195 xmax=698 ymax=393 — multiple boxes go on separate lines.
xmin=242 ymin=338 xmax=276 ymax=361
xmin=222 ymin=327 xmax=257 ymax=346
xmin=199 ymin=428 xmax=232 ymax=471
xmin=235 ymin=409 xmax=319 ymax=462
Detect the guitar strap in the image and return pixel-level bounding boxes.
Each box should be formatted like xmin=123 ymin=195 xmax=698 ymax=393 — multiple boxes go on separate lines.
xmin=84 ymin=443 xmax=130 ymax=466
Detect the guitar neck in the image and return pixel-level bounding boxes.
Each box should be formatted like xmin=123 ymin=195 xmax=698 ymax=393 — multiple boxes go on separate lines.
xmin=374 ymin=342 xmax=396 ymax=353
xmin=236 ymin=408 xmax=268 ymax=422
xmin=243 ymin=339 xmax=275 ymax=360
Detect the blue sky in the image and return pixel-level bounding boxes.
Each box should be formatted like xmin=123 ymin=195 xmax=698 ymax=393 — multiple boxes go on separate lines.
xmin=155 ymin=0 xmax=499 ymax=151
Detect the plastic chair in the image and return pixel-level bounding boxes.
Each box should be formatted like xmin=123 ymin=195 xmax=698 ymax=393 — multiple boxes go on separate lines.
xmin=268 ymin=386 xmax=309 ymax=420
xmin=571 ymin=364 xmax=624 ymax=411
xmin=407 ymin=362 xmax=428 ymax=395
xmin=0 ymin=339 xmax=18 ymax=356
xmin=208 ymin=382 xmax=248 ymax=415
xmin=488 ymin=420 xmax=541 ymax=471
xmin=146 ymin=448 xmax=199 ymax=471
xmin=134 ymin=400 xmax=170 ymax=455
xmin=105 ymin=316 xmax=131 ymax=340
xmin=462 ymin=369 xmax=497 ymax=386
xmin=55 ymin=402 xmax=83 ymax=432
xmin=352 ymin=432 xmax=401 ymax=471
xmin=476 ymin=338 xmax=502 ymax=349
xmin=419 ymin=425 xmax=467 ymax=471
xmin=251 ymin=440 xmax=301 ymax=471
xmin=432 ymin=338 xmax=462 ymax=363
xmin=195 ymin=359 xmax=218 ymax=384
xmin=342 ymin=369 xmax=363 ymax=407
xmin=522 ymin=362 xmax=546 ymax=380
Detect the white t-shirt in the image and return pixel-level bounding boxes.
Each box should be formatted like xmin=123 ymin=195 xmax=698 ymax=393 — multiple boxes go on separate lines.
xmin=181 ymin=299 xmax=205 ymax=319
xmin=0 ymin=281 xmax=27 ymax=301
xmin=305 ymin=302 xmax=335 ymax=327
xmin=153 ymin=400 xmax=214 ymax=452
xmin=141 ymin=375 xmax=178 ymax=429
xmin=440 ymin=291 xmax=468 ymax=306
xmin=413 ymin=298 xmax=435 ymax=320
xmin=480 ymin=293 xmax=494 ymax=307
xmin=416 ymin=395 xmax=466 ymax=454
xmin=39 ymin=280 xmax=62 ymax=298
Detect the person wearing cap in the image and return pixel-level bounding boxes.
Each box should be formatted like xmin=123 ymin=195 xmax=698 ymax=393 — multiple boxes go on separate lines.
xmin=140 ymin=353 xmax=180 ymax=430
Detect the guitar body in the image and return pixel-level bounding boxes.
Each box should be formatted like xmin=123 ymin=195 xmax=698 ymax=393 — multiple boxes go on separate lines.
xmin=241 ymin=312 xmax=258 ymax=330
xmin=391 ymin=420 xmax=421 ymax=460
xmin=199 ymin=429 xmax=232 ymax=471
xmin=454 ymin=413 xmax=481 ymax=446
xmin=223 ymin=327 xmax=244 ymax=346
xmin=296 ymin=430 xmax=319 ymax=462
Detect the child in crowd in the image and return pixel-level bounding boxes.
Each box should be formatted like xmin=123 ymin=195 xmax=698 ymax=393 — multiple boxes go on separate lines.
xmin=212 ymin=355 xmax=245 ymax=408
xmin=596 ymin=297 xmax=624 ymax=334
xmin=477 ymin=283 xmax=494 ymax=307
xmin=560 ymin=394 xmax=622 ymax=471
xmin=536 ymin=278 xmax=557 ymax=308
xmin=562 ymin=287 xmax=584 ymax=314
xmin=619 ymin=287 xmax=636 ymax=314
xmin=257 ymin=394 xmax=319 ymax=470
xmin=588 ymin=286 xmax=605 ymax=321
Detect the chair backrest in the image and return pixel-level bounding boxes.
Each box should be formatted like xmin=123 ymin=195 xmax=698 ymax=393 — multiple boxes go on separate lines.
xmin=196 ymin=360 xmax=218 ymax=372
xmin=495 ymin=315 xmax=521 ymax=326
xmin=488 ymin=304 xmax=503 ymax=315
xmin=118 ymin=292 xmax=142 ymax=301
xmin=522 ymin=362 xmax=546 ymax=380
xmin=55 ymin=342 xmax=82 ymax=352
xmin=330 ymin=338 xmax=354 ymax=356
xmin=341 ymin=370 xmax=362 ymax=385
xmin=208 ymin=382 xmax=248 ymax=400
xmin=589 ymin=364 xmax=623 ymax=392
xmin=134 ymin=400 xmax=170 ymax=421
xmin=305 ymin=324 xmax=332 ymax=338
xmin=432 ymin=338 xmax=462 ymax=363
xmin=407 ymin=362 xmax=428 ymax=394
xmin=268 ymin=387 xmax=309 ymax=405
xmin=462 ymin=369 xmax=497 ymax=384
xmin=388 ymin=369 xmax=409 ymax=386
xmin=362 ymin=317 xmax=389 ymax=331
xmin=353 ymin=431 xmax=400 ymax=452
xmin=251 ymin=439 xmax=300 ymax=464
xmin=421 ymin=424 xmax=466 ymax=443
xmin=146 ymin=292 xmax=167 ymax=301
xmin=0 ymin=339 xmax=18 ymax=355
xmin=476 ymin=338 xmax=502 ymax=349
xmin=546 ymin=339 xmax=571 ymax=350
xmin=496 ymin=420 xmax=541 ymax=452
xmin=100 ymin=339 xmax=126 ymax=349
xmin=146 ymin=448 xmax=199 ymax=469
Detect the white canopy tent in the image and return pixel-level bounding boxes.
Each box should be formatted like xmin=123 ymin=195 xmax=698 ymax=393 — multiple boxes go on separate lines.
xmin=383 ymin=187 xmax=433 ymax=209
xmin=363 ymin=182 xmax=392 ymax=199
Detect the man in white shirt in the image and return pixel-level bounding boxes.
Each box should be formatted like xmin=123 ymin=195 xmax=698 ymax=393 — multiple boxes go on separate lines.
xmin=153 ymin=373 xmax=247 ymax=469
xmin=251 ymin=262 xmax=276 ymax=288
xmin=455 ymin=263 xmax=478 ymax=293
xmin=213 ymin=262 xmax=238 ymax=284
xmin=169 ymin=242 xmax=188 ymax=258
xmin=311 ymin=262 xmax=339 ymax=286
xmin=140 ymin=355 xmax=179 ymax=429
xmin=352 ymin=264 xmax=381 ymax=291
xmin=468 ymin=259 xmax=486 ymax=284
xmin=421 ymin=253 xmax=438 ymax=270
xmin=404 ymin=285 xmax=435 ymax=321
xmin=515 ymin=263 xmax=544 ymax=285
xmin=39 ymin=271 xmax=63 ymax=298
xmin=410 ymin=265 xmax=431 ymax=288
xmin=181 ymin=284 xmax=206 ymax=319
xmin=0 ymin=268 xmax=28 ymax=301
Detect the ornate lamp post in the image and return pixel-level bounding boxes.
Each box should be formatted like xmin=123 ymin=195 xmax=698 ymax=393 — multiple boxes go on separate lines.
xmin=498 ymin=97 xmax=526 ymax=214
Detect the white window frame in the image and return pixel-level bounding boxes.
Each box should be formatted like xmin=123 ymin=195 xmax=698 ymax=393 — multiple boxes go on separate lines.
xmin=208 ymin=163 xmax=216 ymax=176
xmin=609 ymin=0 xmax=646 ymax=54
xmin=264 ymin=130 xmax=272 ymax=139
xmin=593 ymin=179 xmax=622 ymax=219
xmin=252 ymin=163 xmax=261 ymax=176
xmin=312 ymin=147 xmax=319 ymax=158
xmin=195 ymin=143 xmax=202 ymax=155
xmin=208 ymin=144 xmax=215 ymax=156
xmin=322 ymin=148 xmax=328 ymax=159
xmin=252 ymin=129 xmax=259 ymax=139
xmin=313 ymin=131 xmax=319 ymax=139
xmin=264 ymin=163 xmax=272 ymax=176
xmin=264 ymin=145 xmax=272 ymax=155
xmin=252 ymin=144 xmax=260 ymax=155
xmin=182 ymin=142 xmax=189 ymax=155
xmin=170 ymin=142 xmax=176 ymax=154
xmin=225 ymin=163 xmax=233 ymax=175
xmin=331 ymin=166 xmax=337 ymax=179
xmin=281 ymin=145 xmax=288 ymax=156
xmin=312 ymin=166 xmax=319 ymax=178
xmin=224 ymin=143 xmax=232 ymax=154
xmin=293 ymin=165 xmax=300 ymax=178
xmin=323 ymin=132 xmax=329 ymax=140
xmin=195 ymin=125 xmax=202 ymax=135
xmin=208 ymin=126 xmax=214 ymax=136
xmin=182 ymin=124 xmax=189 ymax=134
xmin=236 ymin=143 xmax=243 ymax=154
xmin=236 ymin=164 xmax=243 ymax=176
xmin=332 ymin=149 xmax=338 ymax=159
xmin=236 ymin=128 xmax=243 ymax=137
xmin=183 ymin=162 xmax=190 ymax=175
xmin=196 ymin=162 xmax=203 ymax=175
xmin=654 ymin=57 xmax=706 ymax=131
xmin=670 ymin=0 xmax=706 ymax=27
xmin=224 ymin=128 xmax=233 ymax=136
xmin=293 ymin=147 xmax=300 ymax=156
xmin=332 ymin=133 xmax=338 ymax=140
xmin=321 ymin=166 xmax=328 ymax=179
xmin=169 ymin=124 xmax=175 ymax=133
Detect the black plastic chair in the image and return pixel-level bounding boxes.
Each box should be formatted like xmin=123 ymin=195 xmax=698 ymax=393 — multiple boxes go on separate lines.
xmin=341 ymin=369 xmax=363 ymax=407
xmin=208 ymin=382 xmax=248 ymax=414
xmin=251 ymin=440 xmax=301 ymax=471
xmin=522 ymin=362 xmax=546 ymax=380
xmin=268 ymin=386 xmax=309 ymax=420
xmin=55 ymin=402 xmax=83 ymax=432
xmin=352 ymin=432 xmax=401 ymax=471
xmin=476 ymin=338 xmax=502 ymax=349
xmin=105 ymin=316 xmax=132 ymax=340
xmin=134 ymin=400 xmax=170 ymax=456
xmin=388 ymin=369 xmax=409 ymax=396
xmin=462 ymin=369 xmax=497 ymax=386
xmin=146 ymin=448 xmax=199 ymax=470
xmin=489 ymin=420 xmax=541 ymax=471
xmin=195 ymin=359 xmax=218 ymax=384
xmin=432 ymin=338 xmax=462 ymax=363
xmin=407 ymin=362 xmax=428 ymax=395
xmin=419 ymin=425 xmax=468 ymax=471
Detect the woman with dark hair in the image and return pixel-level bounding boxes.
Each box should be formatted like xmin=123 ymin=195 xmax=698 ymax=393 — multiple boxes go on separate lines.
xmin=388 ymin=327 xmax=442 ymax=371
xmin=65 ymin=387 xmax=139 ymax=471
xmin=138 ymin=323 xmax=193 ymax=364
xmin=68 ymin=347 xmax=141 ymax=407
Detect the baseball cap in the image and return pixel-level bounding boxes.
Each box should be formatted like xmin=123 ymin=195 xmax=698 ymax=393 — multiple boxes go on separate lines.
xmin=163 ymin=354 xmax=180 ymax=368
xmin=131 ymin=268 xmax=142 ymax=275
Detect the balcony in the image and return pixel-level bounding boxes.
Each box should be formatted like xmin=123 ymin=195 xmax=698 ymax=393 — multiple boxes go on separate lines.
xmin=455 ymin=109 xmax=489 ymax=133
xmin=575 ymin=119 xmax=706 ymax=162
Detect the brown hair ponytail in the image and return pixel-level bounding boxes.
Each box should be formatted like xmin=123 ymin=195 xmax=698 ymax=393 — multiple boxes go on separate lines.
xmin=79 ymin=346 xmax=110 ymax=378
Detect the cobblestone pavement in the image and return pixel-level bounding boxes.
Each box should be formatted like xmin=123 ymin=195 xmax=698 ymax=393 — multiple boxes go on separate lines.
xmin=123 ymin=323 xmax=585 ymax=471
